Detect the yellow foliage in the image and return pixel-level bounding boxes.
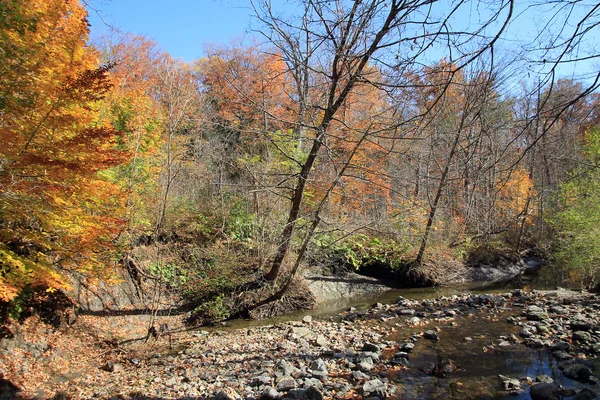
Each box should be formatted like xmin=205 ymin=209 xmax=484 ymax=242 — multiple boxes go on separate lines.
xmin=496 ymin=167 xmax=536 ymax=223
xmin=0 ymin=0 xmax=129 ymax=299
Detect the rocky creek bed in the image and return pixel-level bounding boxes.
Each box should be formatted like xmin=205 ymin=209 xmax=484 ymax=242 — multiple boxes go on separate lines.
xmin=1 ymin=288 xmax=599 ymax=399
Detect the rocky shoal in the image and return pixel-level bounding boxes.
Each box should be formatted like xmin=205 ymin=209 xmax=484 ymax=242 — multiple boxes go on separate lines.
xmin=3 ymin=289 xmax=600 ymax=399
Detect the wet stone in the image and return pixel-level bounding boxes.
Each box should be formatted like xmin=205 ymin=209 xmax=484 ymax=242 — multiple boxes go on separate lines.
xmin=553 ymin=350 xmax=571 ymax=361
xmin=314 ymin=335 xmax=327 ymax=347
xmin=550 ymin=341 xmax=571 ymax=351
xmin=530 ymin=382 xmax=560 ymax=400
xmin=439 ymin=358 xmax=456 ymax=374
xmin=562 ymin=363 xmax=594 ymax=382
xmin=420 ymin=362 xmax=436 ymax=375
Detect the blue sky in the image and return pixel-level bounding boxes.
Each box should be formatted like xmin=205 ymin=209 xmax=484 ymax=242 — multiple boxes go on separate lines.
xmin=86 ymin=0 xmax=256 ymax=61
xmin=85 ymin=0 xmax=599 ymax=84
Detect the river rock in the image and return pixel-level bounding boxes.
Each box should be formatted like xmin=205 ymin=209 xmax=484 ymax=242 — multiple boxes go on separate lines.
xmin=574 ymin=388 xmax=597 ymax=400
xmin=571 ymin=318 xmax=594 ymax=331
xmin=362 ymin=378 xmax=386 ymax=396
xmin=260 ymin=387 xmax=279 ymax=399
xmin=357 ymin=357 xmax=374 ymax=372
xmin=353 ymin=370 xmax=370 ymax=380
xmin=362 ymin=343 xmax=380 ymax=353
xmin=303 ymin=377 xmax=323 ymax=390
xmin=302 ymin=316 xmax=312 ymax=324
xmin=573 ymin=331 xmax=592 ymax=342
xmin=439 ymin=358 xmax=456 ymax=374
xmin=310 ymin=359 xmax=328 ymax=378
xmin=520 ymin=328 xmax=534 ymax=338
xmin=502 ymin=377 xmax=521 ymax=391
xmin=424 ymin=330 xmax=439 ymax=341
xmin=304 ymin=386 xmax=323 ymax=400
xmin=277 ymin=360 xmax=296 ymax=377
xmin=390 ymin=356 xmax=409 ymax=367
xmin=530 ymin=382 xmax=560 ymax=400
xmin=253 ymin=375 xmax=272 ymax=386
xmin=562 ymin=363 xmax=594 ymax=382
xmin=214 ymin=388 xmax=241 ymax=400
xmin=276 ymin=377 xmax=297 ymax=392
xmin=550 ymin=341 xmax=571 ymax=351
xmin=526 ymin=306 xmax=548 ymax=321
xmin=399 ymin=342 xmax=415 ymax=352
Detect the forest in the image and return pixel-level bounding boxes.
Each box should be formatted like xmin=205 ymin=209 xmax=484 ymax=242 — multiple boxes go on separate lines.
xmin=1 ymin=0 xmax=600 ymax=324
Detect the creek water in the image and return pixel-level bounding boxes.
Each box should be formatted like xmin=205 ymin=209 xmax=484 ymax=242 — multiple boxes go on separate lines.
xmin=214 ymin=285 xmax=599 ymax=399
xmin=386 ymin=310 xmax=596 ymax=399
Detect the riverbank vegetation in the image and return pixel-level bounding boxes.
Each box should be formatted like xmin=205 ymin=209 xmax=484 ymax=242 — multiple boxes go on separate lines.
xmin=1 ymin=0 xmax=600 ymax=324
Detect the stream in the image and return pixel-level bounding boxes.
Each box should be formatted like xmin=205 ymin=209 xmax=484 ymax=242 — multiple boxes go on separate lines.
xmin=216 ymin=285 xmax=599 ymax=399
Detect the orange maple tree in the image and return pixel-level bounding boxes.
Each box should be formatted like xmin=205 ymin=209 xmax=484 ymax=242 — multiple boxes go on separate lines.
xmin=0 ymin=0 xmax=129 ymax=301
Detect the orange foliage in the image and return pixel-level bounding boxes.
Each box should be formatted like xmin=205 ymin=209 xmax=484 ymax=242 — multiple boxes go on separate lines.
xmin=321 ymin=67 xmax=393 ymax=217
xmin=0 ymin=0 xmax=129 ymax=300
xmin=197 ymin=44 xmax=295 ymax=143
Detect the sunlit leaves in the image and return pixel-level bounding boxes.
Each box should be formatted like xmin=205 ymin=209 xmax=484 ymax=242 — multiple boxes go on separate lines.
xmin=0 ymin=0 xmax=129 ymax=300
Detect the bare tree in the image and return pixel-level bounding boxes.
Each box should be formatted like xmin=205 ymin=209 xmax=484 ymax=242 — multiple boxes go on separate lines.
xmin=249 ymin=0 xmax=514 ymax=289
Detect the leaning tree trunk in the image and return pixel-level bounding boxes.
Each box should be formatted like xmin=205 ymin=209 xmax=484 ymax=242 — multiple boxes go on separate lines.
xmin=414 ymin=129 xmax=462 ymax=266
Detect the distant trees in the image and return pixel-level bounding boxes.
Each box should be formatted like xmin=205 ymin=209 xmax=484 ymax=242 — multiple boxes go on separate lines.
xmin=2 ymin=0 xmax=599 ymax=309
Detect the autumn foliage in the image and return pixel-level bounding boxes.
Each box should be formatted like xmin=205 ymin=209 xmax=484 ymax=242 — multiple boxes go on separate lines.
xmin=0 ymin=0 xmax=128 ymax=301
xmin=1 ymin=0 xmax=598 ymax=306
